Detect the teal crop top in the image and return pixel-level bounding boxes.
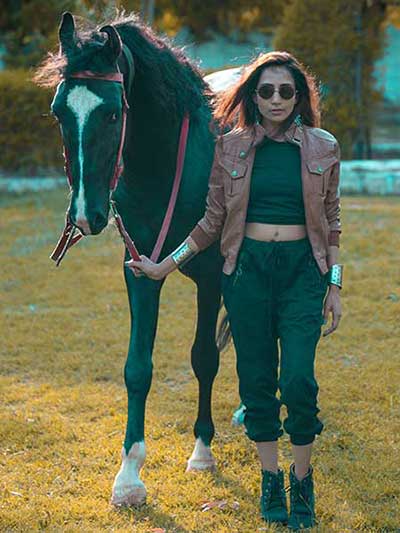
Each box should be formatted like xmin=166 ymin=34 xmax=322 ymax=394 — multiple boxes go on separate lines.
xmin=245 ymin=137 xmax=306 ymax=225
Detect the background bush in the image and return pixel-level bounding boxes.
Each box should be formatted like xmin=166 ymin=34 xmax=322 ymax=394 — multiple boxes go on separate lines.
xmin=0 ymin=1 xmax=397 ymax=172
xmin=0 ymin=70 xmax=63 ymax=174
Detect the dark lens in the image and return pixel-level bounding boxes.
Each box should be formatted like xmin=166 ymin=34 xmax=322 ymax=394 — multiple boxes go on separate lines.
xmin=279 ymin=84 xmax=295 ymax=100
xmin=257 ymin=84 xmax=274 ymax=100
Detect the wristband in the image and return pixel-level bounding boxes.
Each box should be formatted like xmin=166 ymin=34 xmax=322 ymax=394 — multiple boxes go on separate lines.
xmin=329 ymin=264 xmax=343 ymax=289
xmin=171 ymin=241 xmax=196 ymax=267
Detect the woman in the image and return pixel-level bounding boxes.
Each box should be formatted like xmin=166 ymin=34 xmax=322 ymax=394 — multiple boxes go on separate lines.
xmin=126 ymin=51 xmax=343 ymax=529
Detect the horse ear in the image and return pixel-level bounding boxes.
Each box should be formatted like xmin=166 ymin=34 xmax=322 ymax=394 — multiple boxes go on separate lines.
xmin=59 ymin=12 xmax=76 ymax=53
xmin=100 ymin=25 xmax=122 ymax=61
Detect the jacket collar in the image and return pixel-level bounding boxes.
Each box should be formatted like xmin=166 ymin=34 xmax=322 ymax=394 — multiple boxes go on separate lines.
xmin=252 ymin=120 xmax=304 ymax=148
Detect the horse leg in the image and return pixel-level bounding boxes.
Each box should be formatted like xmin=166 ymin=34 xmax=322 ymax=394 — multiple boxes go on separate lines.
xmin=111 ymin=271 xmax=164 ymax=507
xmin=187 ymin=275 xmax=221 ymax=472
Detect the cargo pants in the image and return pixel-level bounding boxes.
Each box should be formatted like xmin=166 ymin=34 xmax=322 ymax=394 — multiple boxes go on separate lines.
xmin=222 ymin=236 xmax=328 ymax=446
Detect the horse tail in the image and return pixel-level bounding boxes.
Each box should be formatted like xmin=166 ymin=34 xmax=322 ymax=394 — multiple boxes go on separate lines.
xmin=216 ymin=299 xmax=232 ymax=352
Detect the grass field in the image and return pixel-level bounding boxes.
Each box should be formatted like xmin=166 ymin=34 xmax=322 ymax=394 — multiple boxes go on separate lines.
xmin=1 ymin=190 xmax=399 ymax=532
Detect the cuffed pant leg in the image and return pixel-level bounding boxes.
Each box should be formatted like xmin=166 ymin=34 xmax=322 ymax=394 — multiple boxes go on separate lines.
xmin=222 ymin=243 xmax=283 ymax=442
xmin=276 ymin=248 xmax=327 ymax=445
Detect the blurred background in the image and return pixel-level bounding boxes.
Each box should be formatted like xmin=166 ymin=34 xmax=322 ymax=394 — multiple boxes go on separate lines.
xmin=1 ymin=5 xmax=399 ymax=531
xmin=0 ymin=0 xmax=399 ymax=192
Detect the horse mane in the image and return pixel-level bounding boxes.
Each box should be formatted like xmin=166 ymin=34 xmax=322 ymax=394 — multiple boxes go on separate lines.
xmin=34 ymin=11 xmax=212 ymax=120
xmin=35 ymin=11 xmax=217 ymax=181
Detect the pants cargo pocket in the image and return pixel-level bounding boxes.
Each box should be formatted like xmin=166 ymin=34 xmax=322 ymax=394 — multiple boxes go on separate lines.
xmin=307 ymin=252 xmax=328 ymax=290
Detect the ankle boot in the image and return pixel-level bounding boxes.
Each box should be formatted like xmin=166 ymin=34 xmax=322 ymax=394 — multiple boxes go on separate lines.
xmin=260 ymin=468 xmax=289 ymax=524
xmin=288 ymin=463 xmax=316 ymax=530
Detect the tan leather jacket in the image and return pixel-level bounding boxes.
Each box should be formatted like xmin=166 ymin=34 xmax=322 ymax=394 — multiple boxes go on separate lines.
xmin=189 ymin=121 xmax=341 ymax=275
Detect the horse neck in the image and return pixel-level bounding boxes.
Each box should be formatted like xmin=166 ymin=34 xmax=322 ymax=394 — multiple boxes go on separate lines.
xmin=116 ymin=40 xmax=211 ymax=202
xmin=121 ymin=84 xmax=195 ymax=204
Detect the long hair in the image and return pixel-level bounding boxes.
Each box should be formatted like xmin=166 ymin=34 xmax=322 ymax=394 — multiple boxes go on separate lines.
xmin=214 ymin=51 xmax=321 ymax=133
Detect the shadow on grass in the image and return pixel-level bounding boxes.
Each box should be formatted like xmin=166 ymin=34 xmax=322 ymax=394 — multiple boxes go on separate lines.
xmin=113 ymin=503 xmax=192 ymax=533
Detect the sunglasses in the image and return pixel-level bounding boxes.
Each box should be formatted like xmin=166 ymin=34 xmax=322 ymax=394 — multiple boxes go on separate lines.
xmin=256 ymin=83 xmax=296 ymax=100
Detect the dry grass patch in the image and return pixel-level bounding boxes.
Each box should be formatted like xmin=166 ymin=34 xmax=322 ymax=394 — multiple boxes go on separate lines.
xmin=1 ymin=192 xmax=399 ymax=532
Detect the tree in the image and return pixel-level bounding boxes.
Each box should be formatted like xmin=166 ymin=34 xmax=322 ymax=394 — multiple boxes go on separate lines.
xmin=0 ymin=0 xmax=79 ymax=68
xmin=0 ymin=0 xmax=287 ymax=68
xmin=0 ymin=0 xmax=141 ymax=68
xmin=274 ymin=0 xmax=390 ymax=159
xmin=158 ymin=0 xmax=286 ymax=40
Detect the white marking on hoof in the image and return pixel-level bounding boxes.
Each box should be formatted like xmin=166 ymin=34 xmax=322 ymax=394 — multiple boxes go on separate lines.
xmin=186 ymin=437 xmax=216 ymax=472
xmin=111 ymin=441 xmax=147 ymax=507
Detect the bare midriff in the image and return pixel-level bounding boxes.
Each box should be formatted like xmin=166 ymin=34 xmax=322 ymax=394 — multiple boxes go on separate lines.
xmin=244 ymin=222 xmax=307 ymax=242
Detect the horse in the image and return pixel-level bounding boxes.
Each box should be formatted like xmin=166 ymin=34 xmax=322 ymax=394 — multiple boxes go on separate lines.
xmin=35 ymin=11 xmax=235 ymax=507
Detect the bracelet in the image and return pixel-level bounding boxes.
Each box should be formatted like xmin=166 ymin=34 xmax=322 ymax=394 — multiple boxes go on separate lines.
xmin=171 ymin=241 xmax=196 ymax=267
xmin=329 ymin=264 xmax=343 ymax=289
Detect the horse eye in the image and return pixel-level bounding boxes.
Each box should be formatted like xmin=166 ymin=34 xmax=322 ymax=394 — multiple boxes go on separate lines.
xmin=109 ymin=112 xmax=118 ymax=123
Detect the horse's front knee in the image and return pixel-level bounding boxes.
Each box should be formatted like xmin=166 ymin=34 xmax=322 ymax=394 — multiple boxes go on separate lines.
xmin=124 ymin=359 xmax=153 ymax=397
xmin=191 ymin=341 xmax=219 ymax=382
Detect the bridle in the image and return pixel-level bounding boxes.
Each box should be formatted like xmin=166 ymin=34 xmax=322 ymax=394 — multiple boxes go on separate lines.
xmin=51 ymin=42 xmax=190 ymax=268
xmin=62 ymin=70 xmax=128 ymax=191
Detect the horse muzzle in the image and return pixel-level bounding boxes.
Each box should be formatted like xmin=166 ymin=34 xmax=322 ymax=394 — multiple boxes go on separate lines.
xmin=71 ymin=211 xmax=108 ymax=235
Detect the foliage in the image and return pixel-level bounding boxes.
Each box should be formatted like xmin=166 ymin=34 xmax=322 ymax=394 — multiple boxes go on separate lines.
xmin=153 ymin=0 xmax=286 ymax=40
xmin=0 ymin=0 xmax=286 ymax=69
xmin=1 ymin=191 xmax=400 ymax=531
xmin=0 ymin=0 xmax=397 ymax=170
xmin=274 ymin=0 xmax=388 ymax=159
xmin=386 ymin=4 xmax=400 ymax=27
xmin=0 ymin=70 xmax=62 ymax=173
xmin=0 ymin=0 xmax=80 ymax=69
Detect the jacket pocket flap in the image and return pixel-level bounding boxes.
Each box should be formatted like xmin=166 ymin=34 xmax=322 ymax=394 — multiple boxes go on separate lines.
xmin=306 ymin=157 xmax=336 ymax=175
xmin=219 ymin=158 xmax=247 ymax=178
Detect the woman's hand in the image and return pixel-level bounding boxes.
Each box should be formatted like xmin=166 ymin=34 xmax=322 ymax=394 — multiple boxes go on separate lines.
xmin=125 ymin=255 xmax=165 ymax=280
xmin=322 ymin=285 xmax=342 ymax=337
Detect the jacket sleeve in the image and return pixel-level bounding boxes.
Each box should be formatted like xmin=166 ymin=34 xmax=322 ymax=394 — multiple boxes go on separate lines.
xmin=189 ymin=139 xmax=227 ymax=250
xmin=325 ymin=141 xmax=341 ymax=246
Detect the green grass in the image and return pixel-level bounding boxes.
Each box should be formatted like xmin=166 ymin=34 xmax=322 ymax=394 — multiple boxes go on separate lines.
xmin=1 ymin=191 xmax=399 ymax=532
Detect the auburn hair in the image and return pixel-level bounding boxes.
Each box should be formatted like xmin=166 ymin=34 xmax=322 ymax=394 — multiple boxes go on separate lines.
xmin=214 ymin=51 xmax=321 ymax=133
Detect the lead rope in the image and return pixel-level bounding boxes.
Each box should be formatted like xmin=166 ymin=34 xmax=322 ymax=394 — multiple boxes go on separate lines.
xmin=109 ymin=112 xmax=189 ymax=264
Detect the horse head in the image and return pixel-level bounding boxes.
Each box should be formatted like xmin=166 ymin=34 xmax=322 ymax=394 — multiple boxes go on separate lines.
xmin=51 ymin=12 xmax=133 ymax=235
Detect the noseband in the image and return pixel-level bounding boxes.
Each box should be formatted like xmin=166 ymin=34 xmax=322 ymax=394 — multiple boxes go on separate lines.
xmin=51 ymin=42 xmax=190 ymax=267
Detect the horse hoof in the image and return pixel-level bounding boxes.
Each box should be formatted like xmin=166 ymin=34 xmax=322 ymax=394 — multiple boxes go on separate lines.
xmin=111 ymin=484 xmax=147 ymax=507
xmin=186 ymin=458 xmax=216 ymax=472
xmin=186 ymin=461 xmax=217 ymax=472
xmin=186 ymin=437 xmax=216 ymax=472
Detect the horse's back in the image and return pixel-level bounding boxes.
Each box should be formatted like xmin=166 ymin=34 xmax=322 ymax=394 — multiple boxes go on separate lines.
xmin=204 ymin=67 xmax=243 ymax=93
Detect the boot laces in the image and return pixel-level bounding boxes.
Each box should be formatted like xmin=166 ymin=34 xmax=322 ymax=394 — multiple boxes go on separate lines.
xmin=284 ymin=484 xmax=315 ymax=518
xmin=262 ymin=477 xmax=285 ymax=507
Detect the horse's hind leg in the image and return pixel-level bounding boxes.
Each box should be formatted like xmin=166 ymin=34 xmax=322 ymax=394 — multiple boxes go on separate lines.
xmin=187 ymin=273 xmax=221 ymax=471
xmin=111 ymin=270 xmax=164 ymax=507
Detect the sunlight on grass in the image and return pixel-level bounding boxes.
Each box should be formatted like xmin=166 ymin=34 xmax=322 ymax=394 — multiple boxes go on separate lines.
xmin=1 ymin=192 xmax=399 ymax=531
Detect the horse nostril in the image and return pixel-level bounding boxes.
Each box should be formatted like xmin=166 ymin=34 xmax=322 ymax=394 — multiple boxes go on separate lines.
xmin=91 ymin=213 xmax=108 ymax=234
xmin=74 ymin=217 xmax=91 ymax=235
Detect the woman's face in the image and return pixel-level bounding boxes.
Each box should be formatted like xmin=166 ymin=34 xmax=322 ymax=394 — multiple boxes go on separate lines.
xmin=254 ymin=66 xmax=297 ymax=124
